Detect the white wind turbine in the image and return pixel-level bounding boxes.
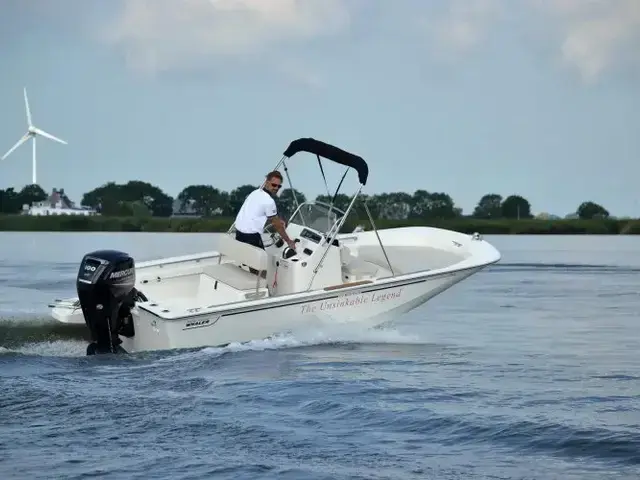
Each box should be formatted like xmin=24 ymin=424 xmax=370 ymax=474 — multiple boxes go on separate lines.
xmin=1 ymin=87 xmax=67 ymax=185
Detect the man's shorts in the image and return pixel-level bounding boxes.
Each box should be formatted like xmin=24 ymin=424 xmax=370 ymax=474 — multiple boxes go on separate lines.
xmin=235 ymin=230 xmax=265 ymax=250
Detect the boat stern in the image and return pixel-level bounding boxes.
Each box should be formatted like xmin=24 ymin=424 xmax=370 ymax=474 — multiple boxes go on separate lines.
xmin=49 ymin=298 xmax=85 ymax=324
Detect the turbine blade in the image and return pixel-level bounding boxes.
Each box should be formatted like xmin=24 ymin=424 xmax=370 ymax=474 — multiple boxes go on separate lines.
xmin=33 ymin=127 xmax=67 ymax=145
xmin=24 ymin=87 xmax=32 ymax=126
xmin=1 ymin=134 xmax=30 ymax=160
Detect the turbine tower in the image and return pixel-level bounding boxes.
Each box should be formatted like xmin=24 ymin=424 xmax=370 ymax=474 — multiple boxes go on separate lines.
xmin=1 ymin=87 xmax=67 ymax=185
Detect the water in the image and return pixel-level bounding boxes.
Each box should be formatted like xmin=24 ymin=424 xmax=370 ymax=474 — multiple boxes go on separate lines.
xmin=1 ymin=232 xmax=638 ymax=479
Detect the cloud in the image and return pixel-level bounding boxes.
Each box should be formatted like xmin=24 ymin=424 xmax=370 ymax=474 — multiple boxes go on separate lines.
xmin=102 ymin=0 xmax=351 ymax=76
xmin=536 ymin=0 xmax=640 ymax=83
xmin=427 ymin=0 xmax=502 ymax=55
xmin=427 ymin=0 xmax=640 ymax=83
xmin=20 ymin=0 xmax=633 ymax=86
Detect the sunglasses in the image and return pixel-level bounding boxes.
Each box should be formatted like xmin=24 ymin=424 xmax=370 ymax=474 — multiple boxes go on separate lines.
xmin=269 ymin=182 xmax=282 ymax=189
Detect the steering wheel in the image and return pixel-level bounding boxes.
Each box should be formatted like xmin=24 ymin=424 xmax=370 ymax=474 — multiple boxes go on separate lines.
xmin=262 ymin=223 xmax=282 ymax=248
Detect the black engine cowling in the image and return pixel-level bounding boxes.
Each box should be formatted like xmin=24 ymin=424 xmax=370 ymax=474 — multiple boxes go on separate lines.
xmin=76 ymin=249 xmax=146 ymax=355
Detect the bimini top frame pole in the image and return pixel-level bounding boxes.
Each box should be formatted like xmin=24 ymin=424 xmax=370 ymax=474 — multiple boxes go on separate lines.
xmin=363 ymin=201 xmax=395 ymax=276
xmin=308 ymin=184 xmax=363 ymax=290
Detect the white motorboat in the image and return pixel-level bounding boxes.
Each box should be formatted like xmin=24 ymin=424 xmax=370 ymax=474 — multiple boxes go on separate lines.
xmin=49 ymin=138 xmax=501 ymax=355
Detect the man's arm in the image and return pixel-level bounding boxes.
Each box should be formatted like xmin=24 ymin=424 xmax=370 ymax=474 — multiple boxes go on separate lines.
xmin=264 ymin=197 xmax=296 ymax=249
xmin=269 ymin=215 xmax=296 ymax=249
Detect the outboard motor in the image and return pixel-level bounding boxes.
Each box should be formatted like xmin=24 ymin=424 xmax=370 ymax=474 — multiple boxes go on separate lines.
xmin=76 ymin=249 xmax=143 ymax=355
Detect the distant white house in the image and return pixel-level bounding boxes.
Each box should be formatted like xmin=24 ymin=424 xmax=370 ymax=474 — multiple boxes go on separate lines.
xmin=24 ymin=188 xmax=99 ymax=216
xmin=171 ymin=198 xmax=199 ymax=217
xmin=171 ymin=198 xmax=222 ymax=217
xmin=535 ymin=212 xmax=561 ymax=220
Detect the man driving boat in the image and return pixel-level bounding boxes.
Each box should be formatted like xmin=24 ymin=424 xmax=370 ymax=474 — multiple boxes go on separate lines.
xmin=234 ymin=170 xmax=296 ymax=253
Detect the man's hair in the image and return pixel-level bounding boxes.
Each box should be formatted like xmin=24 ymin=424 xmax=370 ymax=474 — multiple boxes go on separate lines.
xmin=266 ymin=171 xmax=283 ymax=182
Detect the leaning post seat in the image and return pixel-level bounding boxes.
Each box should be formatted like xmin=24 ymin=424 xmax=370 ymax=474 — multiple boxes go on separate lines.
xmin=217 ymin=233 xmax=268 ymax=273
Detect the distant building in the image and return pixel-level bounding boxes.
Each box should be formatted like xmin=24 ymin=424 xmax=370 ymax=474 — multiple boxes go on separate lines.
xmin=171 ymin=198 xmax=200 ymax=217
xmin=535 ymin=212 xmax=561 ymax=220
xmin=170 ymin=199 xmax=222 ymax=217
xmin=24 ymin=188 xmax=99 ymax=216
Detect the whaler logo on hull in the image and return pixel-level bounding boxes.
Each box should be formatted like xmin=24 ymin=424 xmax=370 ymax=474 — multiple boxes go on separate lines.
xmin=300 ymin=288 xmax=404 ymax=315
xmin=183 ymin=316 xmax=220 ymax=330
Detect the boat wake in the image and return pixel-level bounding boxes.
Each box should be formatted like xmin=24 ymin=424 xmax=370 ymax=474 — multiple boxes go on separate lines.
xmin=0 ymin=314 xmax=428 ymax=360
xmin=0 ymin=316 xmax=89 ymax=355
xmin=201 ymin=323 xmax=426 ymax=358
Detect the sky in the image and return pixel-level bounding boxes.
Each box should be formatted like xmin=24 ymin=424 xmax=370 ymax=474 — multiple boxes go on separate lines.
xmin=1 ymin=0 xmax=639 ymax=217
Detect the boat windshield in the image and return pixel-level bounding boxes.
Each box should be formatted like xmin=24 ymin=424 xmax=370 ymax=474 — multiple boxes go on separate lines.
xmin=288 ymin=201 xmax=345 ymax=234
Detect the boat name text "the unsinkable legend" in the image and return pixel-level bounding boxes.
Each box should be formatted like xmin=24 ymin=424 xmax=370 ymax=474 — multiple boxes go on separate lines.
xmin=300 ymin=288 xmax=404 ymax=314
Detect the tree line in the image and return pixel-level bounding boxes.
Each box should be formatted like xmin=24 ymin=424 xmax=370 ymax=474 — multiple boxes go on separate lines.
xmin=0 ymin=181 xmax=613 ymax=221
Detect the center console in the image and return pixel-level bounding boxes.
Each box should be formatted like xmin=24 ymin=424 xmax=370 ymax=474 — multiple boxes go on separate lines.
xmin=265 ymin=224 xmax=343 ymax=296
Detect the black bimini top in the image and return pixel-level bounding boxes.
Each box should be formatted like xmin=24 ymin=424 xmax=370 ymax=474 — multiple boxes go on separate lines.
xmin=282 ymin=138 xmax=369 ymax=185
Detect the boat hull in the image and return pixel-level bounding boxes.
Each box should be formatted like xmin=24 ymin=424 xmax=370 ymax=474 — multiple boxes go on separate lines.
xmin=120 ymin=265 xmax=480 ymax=353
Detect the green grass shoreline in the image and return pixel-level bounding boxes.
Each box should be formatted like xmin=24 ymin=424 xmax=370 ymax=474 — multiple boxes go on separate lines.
xmin=1 ymin=214 xmax=639 ymax=235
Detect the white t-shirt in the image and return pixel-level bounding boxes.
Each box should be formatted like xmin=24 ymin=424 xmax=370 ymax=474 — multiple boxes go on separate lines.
xmin=234 ymin=189 xmax=278 ymax=234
